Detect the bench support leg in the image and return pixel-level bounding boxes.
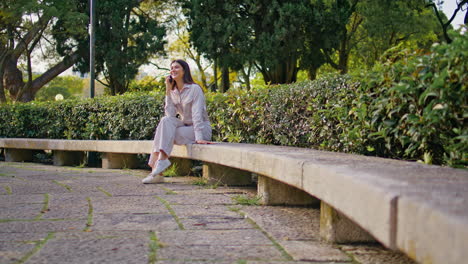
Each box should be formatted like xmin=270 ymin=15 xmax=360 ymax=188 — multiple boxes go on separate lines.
xmin=258 ymin=175 xmax=320 ymax=206
xmin=53 ymin=151 xmax=85 ymax=166
xmin=320 ymin=201 xmax=375 ymax=243
xmin=5 ymin=149 xmax=34 ymax=162
xmin=171 ymin=157 xmax=192 ymax=176
xmin=102 ymin=153 xmax=138 ymax=169
xmin=203 ymin=162 xmax=252 ymax=186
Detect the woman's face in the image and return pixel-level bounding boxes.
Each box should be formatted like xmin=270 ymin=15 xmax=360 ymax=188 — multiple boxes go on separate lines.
xmin=170 ymin=62 xmax=184 ymax=81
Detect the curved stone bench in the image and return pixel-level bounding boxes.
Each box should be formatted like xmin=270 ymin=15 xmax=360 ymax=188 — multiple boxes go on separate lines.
xmin=1 ymin=138 xmax=467 ymax=264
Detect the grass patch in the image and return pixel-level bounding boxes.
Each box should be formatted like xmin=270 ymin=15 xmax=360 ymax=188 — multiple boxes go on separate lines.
xmin=245 ymin=217 xmax=293 ymax=261
xmin=73 ymin=161 xmax=86 ymax=168
xmin=191 ymin=177 xmax=208 ymax=186
xmin=52 ymin=180 xmax=72 ymax=192
xmin=4 ymin=185 xmax=12 ymax=195
xmin=162 ymin=163 xmax=178 ymax=177
xmin=148 ymin=231 xmax=162 ymax=264
xmin=15 ymin=232 xmax=55 ymax=264
xmin=35 ymin=193 xmax=50 ymax=220
xmin=155 ymin=196 xmax=184 ymax=230
xmin=228 ymin=206 xmax=241 ymax=213
xmin=161 ymin=187 xmax=177 ymax=195
xmin=191 ymin=178 xmax=219 ymax=189
xmin=232 ymin=195 xmax=261 ymax=206
xmin=97 ymin=187 xmax=112 ymax=197
xmin=84 ymin=197 xmax=93 ymax=232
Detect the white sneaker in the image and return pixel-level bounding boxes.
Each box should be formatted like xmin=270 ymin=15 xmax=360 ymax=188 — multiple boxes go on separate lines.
xmin=152 ymin=159 xmax=171 ymax=176
xmin=142 ymin=174 xmax=164 ymax=184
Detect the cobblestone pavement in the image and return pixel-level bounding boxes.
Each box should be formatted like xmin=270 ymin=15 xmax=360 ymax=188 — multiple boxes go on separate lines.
xmin=0 ymin=162 xmax=416 ymax=264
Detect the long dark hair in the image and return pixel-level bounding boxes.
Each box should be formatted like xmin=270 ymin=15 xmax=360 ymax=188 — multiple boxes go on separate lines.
xmin=171 ymin=59 xmax=195 ymax=90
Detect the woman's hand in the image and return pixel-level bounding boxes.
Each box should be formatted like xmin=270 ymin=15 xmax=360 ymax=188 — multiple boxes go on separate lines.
xmin=165 ymin=76 xmax=173 ymax=95
xmin=196 ymin=140 xmax=214 ymax=144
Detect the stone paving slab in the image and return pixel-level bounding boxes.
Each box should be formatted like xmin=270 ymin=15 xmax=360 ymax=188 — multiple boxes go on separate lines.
xmin=157 ymin=229 xmax=273 ymax=246
xmin=0 ymin=220 xmax=86 ymax=233
xmin=280 ymin=240 xmax=350 ymax=262
xmin=0 ymin=203 xmax=44 ymax=219
xmin=0 ymin=241 xmax=36 ymax=264
xmin=41 ymin=195 xmax=89 ymax=219
xmin=0 ymin=232 xmax=49 ymax=242
xmin=170 ymin=205 xmax=242 ymax=218
xmin=27 ymin=235 xmax=149 ymax=264
xmin=180 ymin=216 xmax=253 ymax=230
xmin=0 ymin=194 xmax=45 ymax=204
xmin=91 ymin=196 xmax=168 ymax=214
xmin=92 ymin=213 xmax=179 ymax=231
xmin=340 ymin=245 xmax=416 ymax=264
xmin=158 ymin=193 xmax=234 ymax=205
xmin=0 ymin=162 xmax=417 ymax=264
xmin=105 ymin=183 xmax=168 ymax=196
xmin=158 ymin=244 xmax=286 ymax=262
xmin=241 ymin=206 xmax=320 ymax=241
xmin=7 ymin=181 xmax=72 ymax=195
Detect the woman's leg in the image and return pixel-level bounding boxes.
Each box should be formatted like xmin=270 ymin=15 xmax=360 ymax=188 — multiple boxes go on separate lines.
xmin=149 ymin=116 xmax=184 ymax=160
xmin=148 ymin=151 xmax=159 ymax=169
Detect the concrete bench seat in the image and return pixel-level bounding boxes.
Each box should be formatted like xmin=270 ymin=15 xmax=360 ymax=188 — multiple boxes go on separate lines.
xmin=1 ymin=138 xmax=467 ymax=264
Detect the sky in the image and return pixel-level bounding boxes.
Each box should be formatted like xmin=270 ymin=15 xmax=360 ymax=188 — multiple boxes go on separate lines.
xmin=440 ymin=0 xmax=465 ymax=28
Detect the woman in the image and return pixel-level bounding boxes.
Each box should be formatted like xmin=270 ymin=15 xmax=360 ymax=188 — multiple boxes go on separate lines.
xmin=142 ymin=59 xmax=213 ymax=184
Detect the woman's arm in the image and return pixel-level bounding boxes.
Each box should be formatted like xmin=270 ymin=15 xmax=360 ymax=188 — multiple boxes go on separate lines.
xmin=191 ymin=85 xmax=212 ymax=144
xmin=164 ymin=76 xmax=177 ymax=117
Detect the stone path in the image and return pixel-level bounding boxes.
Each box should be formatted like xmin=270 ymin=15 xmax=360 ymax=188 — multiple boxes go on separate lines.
xmin=0 ymin=162 xmax=416 ymax=264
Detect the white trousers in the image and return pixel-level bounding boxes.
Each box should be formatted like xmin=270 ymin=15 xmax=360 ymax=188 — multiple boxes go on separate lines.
xmin=148 ymin=116 xmax=211 ymax=167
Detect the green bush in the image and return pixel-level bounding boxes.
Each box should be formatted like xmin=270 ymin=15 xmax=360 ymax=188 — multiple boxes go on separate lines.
xmin=354 ymin=30 xmax=467 ymax=167
xmin=0 ymin=92 xmax=164 ymax=140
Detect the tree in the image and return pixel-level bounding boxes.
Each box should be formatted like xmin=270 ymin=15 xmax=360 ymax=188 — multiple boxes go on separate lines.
xmin=165 ymin=5 xmax=211 ymax=90
xmin=300 ymin=0 xmax=357 ymax=79
xmin=310 ymin=0 xmax=443 ymax=76
xmin=426 ymin=0 xmax=468 ymax=43
xmin=348 ymin=0 xmax=441 ymax=69
xmin=0 ymin=0 xmax=88 ymax=102
xmin=185 ymin=0 xmax=313 ymax=86
xmin=55 ymin=0 xmax=166 ymax=96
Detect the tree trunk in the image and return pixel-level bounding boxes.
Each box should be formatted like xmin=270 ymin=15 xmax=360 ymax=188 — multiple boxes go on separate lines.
xmin=307 ymin=66 xmax=317 ymax=81
xmin=3 ymin=53 xmax=80 ymax=102
xmin=212 ymin=59 xmax=218 ymax=92
xmin=194 ymin=54 xmax=208 ymax=89
xmin=0 ymin=53 xmax=9 ymax=103
xmin=240 ymin=65 xmax=251 ymax=90
xmin=220 ymin=66 xmax=229 ymax=92
xmin=338 ymin=30 xmax=349 ymax=74
xmin=260 ymin=58 xmax=298 ymax=84
xmin=4 ymin=57 xmax=23 ymax=100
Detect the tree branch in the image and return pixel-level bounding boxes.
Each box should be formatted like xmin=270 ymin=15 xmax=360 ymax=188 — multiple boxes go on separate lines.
xmin=30 ymin=52 xmax=80 ymax=94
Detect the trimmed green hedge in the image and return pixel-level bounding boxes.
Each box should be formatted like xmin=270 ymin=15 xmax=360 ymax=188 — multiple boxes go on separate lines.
xmin=0 ymin=92 xmax=165 ymax=140
xmin=1 ymin=32 xmax=466 ymax=167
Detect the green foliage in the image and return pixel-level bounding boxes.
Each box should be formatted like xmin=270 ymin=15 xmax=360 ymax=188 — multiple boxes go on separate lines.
xmin=35 ymin=76 xmax=85 ymax=101
xmin=353 ymin=0 xmax=441 ymax=69
xmin=0 ymin=92 xmax=164 ymax=140
xmin=354 ymin=30 xmax=467 ymax=167
xmin=232 ymin=195 xmax=261 ymax=206
xmin=1 ymin=33 xmax=465 ymax=167
xmin=128 ymin=76 xmax=165 ymax=93
xmin=54 ymin=0 xmax=166 ymax=95
xmin=184 ymin=0 xmax=315 ymax=84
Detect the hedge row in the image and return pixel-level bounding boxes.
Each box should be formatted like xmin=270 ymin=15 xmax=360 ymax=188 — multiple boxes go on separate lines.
xmin=0 ymin=92 xmax=165 ymax=140
xmin=1 ymin=32 xmax=466 ymax=167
